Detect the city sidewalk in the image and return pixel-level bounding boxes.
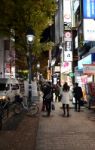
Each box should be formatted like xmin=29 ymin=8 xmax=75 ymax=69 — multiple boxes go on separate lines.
xmin=1 ymin=95 xmax=95 ymax=150
xmin=36 ymin=102 xmax=95 ymax=150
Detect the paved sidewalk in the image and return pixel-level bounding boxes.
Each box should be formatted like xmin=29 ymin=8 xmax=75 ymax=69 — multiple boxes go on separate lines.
xmin=36 ymin=102 xmax=95 ymax=150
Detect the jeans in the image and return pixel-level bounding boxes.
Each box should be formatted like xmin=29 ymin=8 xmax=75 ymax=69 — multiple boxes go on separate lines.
xmin=45 ymin=100 xmax=51 ymax=116
xmin=75 ymin=98 xmax=80 ymax=111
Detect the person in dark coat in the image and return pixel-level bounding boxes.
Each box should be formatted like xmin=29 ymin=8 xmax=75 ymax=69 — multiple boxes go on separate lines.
xmin=73 ymin=82 xmax=83 ymax=112
xmin=54 ymin=83 xmax=60 ymax=102
xmin=44 ymin=82 xmax=53 ymax=116
xmin=41 ymin=82 xmax=47 ymax=111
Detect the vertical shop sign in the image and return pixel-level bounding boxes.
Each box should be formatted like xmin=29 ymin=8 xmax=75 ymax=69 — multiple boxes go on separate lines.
xmin=64 ymin=0 xmax=71 ymax=23
xmin=83 ymin=0 xmax=95 ymax=19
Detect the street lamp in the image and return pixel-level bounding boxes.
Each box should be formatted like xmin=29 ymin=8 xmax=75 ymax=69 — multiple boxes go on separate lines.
xmin=37 ymin=62 xmax=40 ymax=81
xmin=37 ymin=62 xmax=40 ymax=70
xmin=26 ymin=28 xmax=35 ymax=103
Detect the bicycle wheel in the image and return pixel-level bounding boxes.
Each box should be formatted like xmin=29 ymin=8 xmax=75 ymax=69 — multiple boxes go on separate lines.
xmin=27 ymin=104 xmax=39 ymax=117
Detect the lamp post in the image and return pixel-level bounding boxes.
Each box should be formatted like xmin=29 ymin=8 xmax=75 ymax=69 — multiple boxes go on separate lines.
xmin=26 ymin=28 xmax=35 ymax=103
xmin=37 ymin=62 xmax=40 ymax=81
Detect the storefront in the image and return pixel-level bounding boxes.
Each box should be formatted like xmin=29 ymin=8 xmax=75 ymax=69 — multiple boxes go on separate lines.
xmin=75 ymin=53 xmax=95 ymax=101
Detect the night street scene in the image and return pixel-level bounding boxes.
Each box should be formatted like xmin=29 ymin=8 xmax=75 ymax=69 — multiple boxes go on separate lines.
xmin=0 ymin=0 xmax=95 ymax=150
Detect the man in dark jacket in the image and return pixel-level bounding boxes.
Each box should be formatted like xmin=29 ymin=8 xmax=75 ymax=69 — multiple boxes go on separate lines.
xmin=73 ymin=82 xmax=83 ymax=112
xmin=44 ymin=82 xmax=53 ymax=116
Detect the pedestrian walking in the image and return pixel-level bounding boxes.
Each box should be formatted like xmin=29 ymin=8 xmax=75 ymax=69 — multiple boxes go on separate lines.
xmin=54 ymin=83 xmax=60 ymax=102
xmin=44 ymin=82 xmax=53 ymax=116
xmin=61 ymin=82 xmax=70 ymax=117
xmin=73 ymin=82 xmax=83 ymax=112
xmin=41 ymin=82 xmax=47 ymax=111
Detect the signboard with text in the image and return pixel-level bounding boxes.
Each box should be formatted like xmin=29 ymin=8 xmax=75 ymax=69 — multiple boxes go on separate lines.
xmin=83 ymin=0 xmax=95 ymax=19
xmin=83 ymin=64 xmax=95 ymax=74
xmin=83 ymin=19 xmax=95 ymax=41
xmin=64 ymin=0 xmax=71 ymax=23
xmin=64 ymin=51 xmax=72 ymax=61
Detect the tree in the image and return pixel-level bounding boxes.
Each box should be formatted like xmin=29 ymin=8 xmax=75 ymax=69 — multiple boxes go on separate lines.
xmin=0 ymin=0 xmax=57 ymax=78
xmin=0 ymin=0 xmax=57 ymax=55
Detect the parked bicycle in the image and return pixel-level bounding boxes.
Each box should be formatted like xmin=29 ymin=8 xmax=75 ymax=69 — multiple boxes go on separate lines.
xmin=0 ymin=94 xmax=39 ymax=130
xmin=13 ymin=95 xmax=39 ymax=117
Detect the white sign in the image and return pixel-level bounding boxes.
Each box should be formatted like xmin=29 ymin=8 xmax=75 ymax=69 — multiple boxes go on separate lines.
xmin=83 ymin=64 xmax=95 ymax=74
xmin=74 ymin=0 xmax=79 ymax=13
xmin=83 ymin=19 xmax=95 ymax=41
xmin=64 ymin=32 xmax=72 ymax=41
xmin=54 ymin=66 xmax=60 ymax=72
xmin=75 ymin=35 xmax=78 ymax=48
xmin=65 ymin=41 xmax=71 ymax=51
xmin=64 ymin=51 xmax=72 ymax=61
xmin=64 ymin=0 xmax=71 ymax=23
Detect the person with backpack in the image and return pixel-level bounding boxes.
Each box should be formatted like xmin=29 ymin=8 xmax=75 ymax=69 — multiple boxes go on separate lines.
xmin=73 ymin=82 xmax=83 ymax=112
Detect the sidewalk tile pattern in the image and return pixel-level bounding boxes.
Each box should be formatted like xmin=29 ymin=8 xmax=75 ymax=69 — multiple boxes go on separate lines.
xmin=36 ymin=102 xmax=95 ymax=150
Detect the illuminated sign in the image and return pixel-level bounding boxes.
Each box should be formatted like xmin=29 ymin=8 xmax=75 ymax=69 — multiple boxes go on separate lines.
xmin=64 ymin=31 xmax=72 ymax=41
xmin=54 ymin=66 xmax=60 ymax=72
xmin=83 ymin=19 xmax=95 ymax=41
xmin=77 ymin=54 xmax=95 ymax=70
xmin=64 ymin=51 xmax=72 ymax=61
xmin=64 ymin=0 xmax=71 ymax=23
xmin=75 ymin=36 xmax=78 ymax=48
xmin=74 ymin=0 xmax=79 ymax=13
xmin=61 ymin=62 xmax=72 ymax=73
xmin=65 ymin=41 xmax=71 ymax=51
xmin=83 ymin=0 xmax=95 ymax=19
xmin=83 ymin=64 xmax=95 ymax=74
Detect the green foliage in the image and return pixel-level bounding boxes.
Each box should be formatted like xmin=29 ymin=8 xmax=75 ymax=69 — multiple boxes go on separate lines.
xmin=0 ymin=0 xmax=57 ymax=55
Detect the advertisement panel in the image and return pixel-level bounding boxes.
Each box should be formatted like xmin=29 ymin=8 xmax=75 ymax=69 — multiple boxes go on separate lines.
xmin=75 ymin=35 xmax=78 ymax=48
xmin=64 ymin=51 xmax=72 ymax=61
xmin=83 ymin=64 xmax=95 ymax=74
xmin=64 ymin=31 xmax=72 ymax=41
xmin=83 ymin=19 xmax=95 ymax=41
xmin=78 ymin=54 xmax=92 ymax=70
xmin=61 ymin=62 xmax=72 ymax=73
xmin=73 ymin=0 xmax=79 ymax=13
xmin=54 ymin=66 xmax=60 ymax=72
xmin=64 ymin=0 xmax=71 ymax=23
xmin=83 ymin=0 xmax=95 ymax=19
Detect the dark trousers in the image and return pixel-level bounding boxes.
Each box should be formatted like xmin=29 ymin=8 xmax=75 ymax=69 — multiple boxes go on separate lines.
xmin=42 ymin=99 xmax=46 ymax=111
xmin=45 ymin=100 xmax=51 ymax=116
xmin=75 ymin=98 xmax=80 ymax=111
xmin=62 ymin=104 xmax=69 ymax=116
